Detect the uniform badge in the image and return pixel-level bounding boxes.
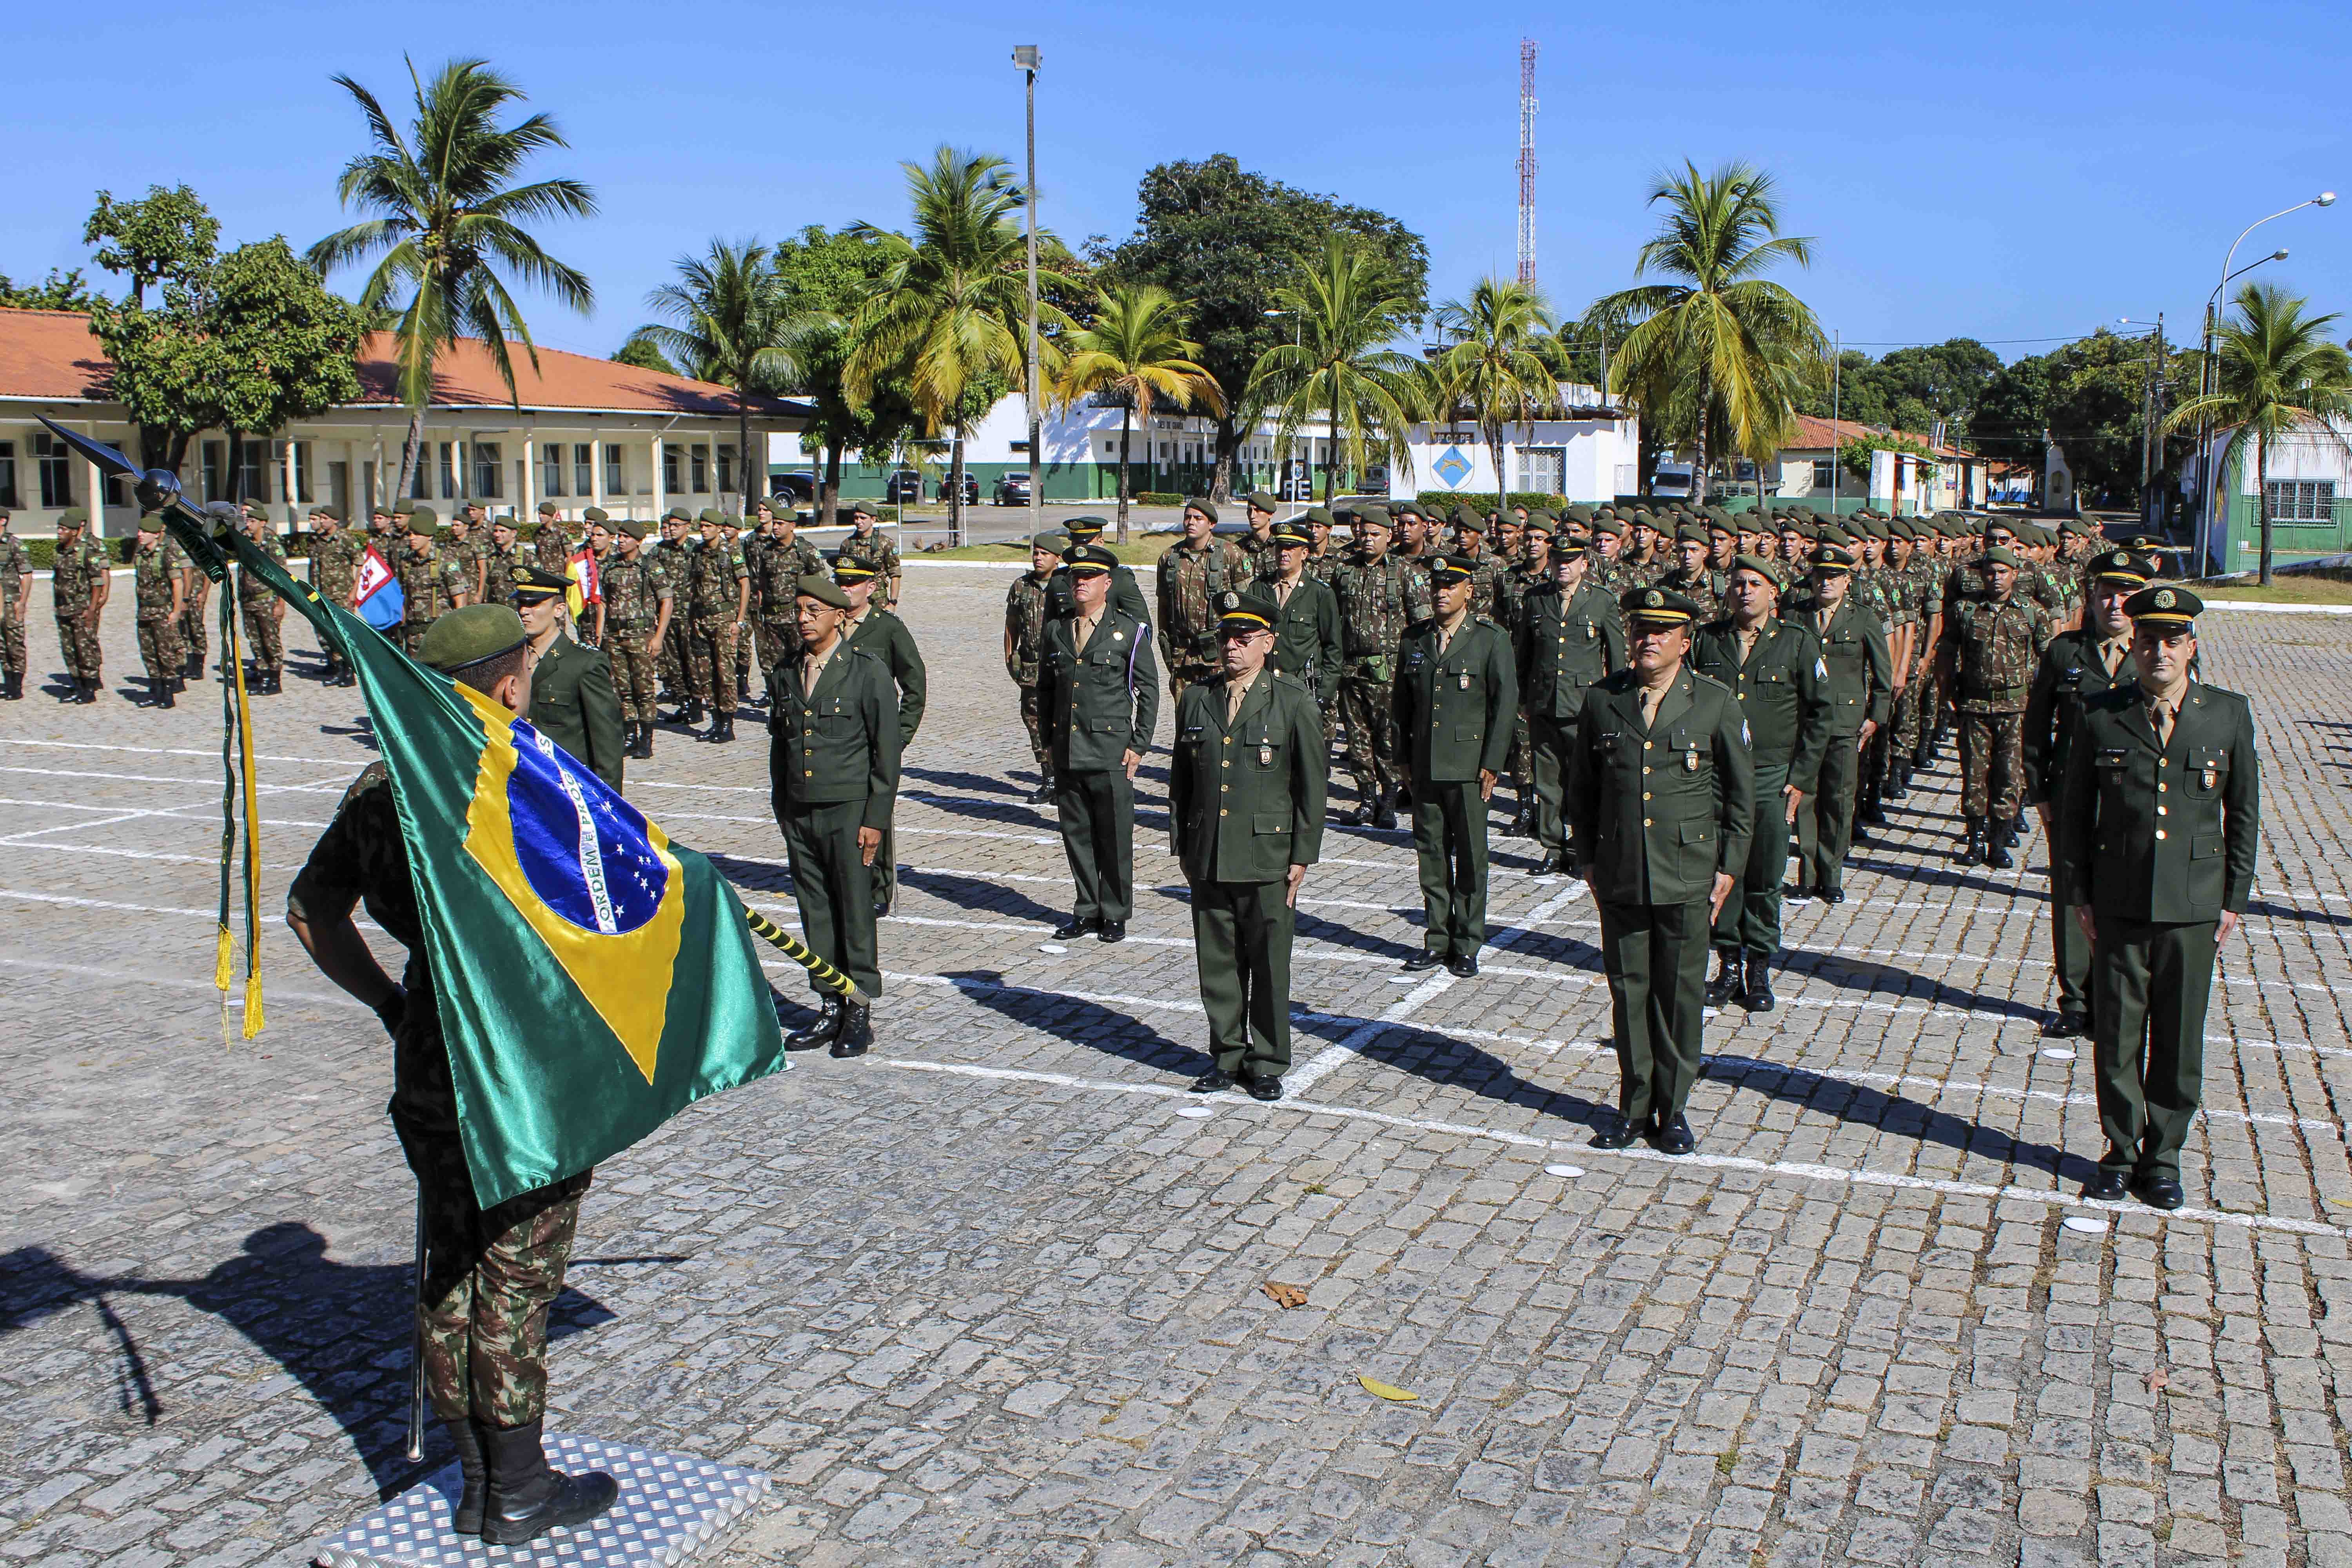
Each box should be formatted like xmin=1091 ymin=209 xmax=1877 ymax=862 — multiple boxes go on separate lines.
xmin=2201 ymin=764 xmax=2217 ymax=789
xmin=1815 ymin=657 xmax=1828 ymax=680
xmin=1113 ymin=629 xmax=1124 ymax=641
xmin=2154 ymin=588 xmax=2176 ymax=610
xmin=1685 ymin=747 xmax=1700 ymax=772
xmin=1458 ymin=671 xmax=1470 ymax=690
xmin=1741 ymin=720 xmax=1751 ymax=748
xmin=1646 ymin=590 xmax=1663 ymax=608
xmin=1260 ymin=744 xmax=1273 ymax=766
xmin=1220 ymin=591 xmax=1238 ymax=611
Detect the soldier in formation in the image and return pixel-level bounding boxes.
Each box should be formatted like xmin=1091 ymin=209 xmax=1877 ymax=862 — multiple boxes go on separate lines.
xmin=51 ymin=508 xmax=108 ymax=703
xmin=651 ymin=508 xmax=694 ymax=713
xmin=307 ymin=503 xmax=364 ymax=686
xmin=1004 ymin=531 xmax=1065 ymax=804
xmin=1045 ymin=516 xmax=1148 ymax=623
xmin=1941 ymin=545 xmax=2052 ymax=867
xmin=1331 ymin=503 xmax=1416 ymax=828
xmin=1156 ymin=497 xmax=1251 ymax=703
xmin=1786 ymin=543 xmax=1889 ymax=903
xmin=839 ymin=501 xmax=902 ymax=611
xmin=683 ymin=509 xmax=748 ymax=744
xmin=752 ymin=504 xmax=827 ymax=703
xmin=236 ymin=507 xmax=292 ymax=693
xmin=509 ymin=564 xmax=626 ymax=791
xmin=595 ymin=517 xmax=671 ymax=762
xmin=1514 ymin=529 xmax=1624 ymax=876
xmin=479 ymin=512 xmax=526 ymax=613
xmin=1039 ymin=544 xmax=1160 ymax=944
xmin=394 ymin=507 xmax=470 ymax=660
xmin=837 ymin=556 xmax=926 ymax=917
xmin=0 ymin=505 xmax=27 ymax=700
xmin=131 ymin=514 xmax=187 ymax=707
xmin=1263 ymin=520 xmax=1341 ymax=745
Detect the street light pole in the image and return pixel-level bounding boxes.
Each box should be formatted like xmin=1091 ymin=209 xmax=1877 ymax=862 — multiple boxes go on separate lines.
xmin=1014 ymin=45 xmax=1042 ymax=546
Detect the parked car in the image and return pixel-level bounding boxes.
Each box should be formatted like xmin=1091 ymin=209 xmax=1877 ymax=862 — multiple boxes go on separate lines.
xmin=769 ymin=471 xmax=815 ymax=504
xmin=993 ymin=471 xmax=1032 ymax=506
xmin=943 ymin=471 xmax=980 ymax=505
xmin=884 ymin=469 xmax=925 ymax=506
xmin=1650 ymin=462 xmax=1696 ymax=501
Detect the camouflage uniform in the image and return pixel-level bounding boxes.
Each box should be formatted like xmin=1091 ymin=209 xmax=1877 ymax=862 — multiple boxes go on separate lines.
xmin=685 ymin=532 xmax=745 ymax=717
xmin=1154 ymin=534 xmax=1251 ymax=701
xmin=477 ymin=538 xmax=525 ymax=610
xmin=447 ymin=527 xmax=486 ymax=602
xmin=309 ymin=524 xmax=364 ymax=610
xmin=1653 ymin=566 xmax=1720 ymax=625
xmin=51 ymin=531 xmax=109 ymax=684
xmin=396 ymin=543 xmax=468 ymax=659
xmin=727 ymin=527 xmax=757 ymax=691
xmin=751 ymin=532 xmax=826 ymax=695
xmin=1948 ymin=594 xmax=2053 ymax=818
xmin=597 ymin=550 xmax=672 ymax=725
xmin=837 ymin=526 xmax=901 ymax=608
xmin=178 ymin=550 xmax=212 ymax=676
xmin=288 ymin=763 xmax=592 ymax=1425
xmin=1332 ymin=550 xmax=1418 ymax=806
xmin=1891 ymin=556 xmax=1939 ymax=763
xmin=132 ymin=534 xmax=185 ymax=690
xmin=0 ymin=526 xmax=29 ymax=687
xmin=648 ymin=537 xmax=690 ymax=704
xmin=533 ymin=520 xmax=580 ymax=575
xmin=238 ymin=529 xmax=291 ymax=677
xmin=1005 ymin=568 xmax=1053 ymax=778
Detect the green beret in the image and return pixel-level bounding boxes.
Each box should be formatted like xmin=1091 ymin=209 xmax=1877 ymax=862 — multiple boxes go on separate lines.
xmin=1030 ymin=530 xmax=1071 ymax=553
xmin=1390 ymin=501 xmax=1427 ymax=522
xmin=509 ymin=564 xmax=571 ymax=602
xmin=831 ymin=554 xmax=878 ymax=583
xmin=1450 ymin=506 xmax=1486 ymax=534
xmin=582 ymin=506 xmax=609 ymax=525
xmin=310 ymin=502 xmax=343 ymax=522
xmin=1216 ymin=587 xmax=1278 ymax=630
xmin=1523 ymin=512 xmax=1555 ymax=536
xmin=1523 ymin=506 xmax=1556 ymax=526
xmin=848 ymin=499 xmax=878 ymax=518
xmin=1809 ymin=543 xmax=1857 ymax=573
xmin=420 ymin=604 xmax=527 ymax=673
xmin=617 ymin=518 xmax=648 ymax=541
xmin=1246 ymin=490 xmax=1279 ymax=513
xmin=1564 ymin=504 xmax=1594 ymax=524
xmin=1621 ymin=585 xmax=1702 ymax=627
xmin=796 ymin=572 xmax=852 ymax=610
xmin=1731 ymin=553 xmax=1784 ymax=586
xmin=1350 ymin=503 xmax=1391 ymax=530
xmin=697 ymin=508 xmax=723 ymax=526
xmin=537 ymin=500 xmax=560 ymax=516
xmin=2124 ymin=584 xmax=2200 ymax=625
xmin=1302 ymin=506 xmax=1335 ymax=529
xmin=1269 ymin=521 xmax=1312 ymax=548
xmin=1674 ymin=524 xmax=1707 ymax=546
xmin=402 ymin=505 xmax=439 ymax=530
xmin=663 ymin=506 xmax=692 ymax=523
xmin=721 ymin=514 xmax=741 ymax=530
xmin=1182 ymin=496 xmax=1218 ymax=523
xmin=55 ymin=507 xmax=89 ymax=529
xmin=1589 ymin=516 xmax=1625 ymax=539
xmin=1981 ymin=546 xmax=2021 ymax=569
xmin=1062 ymin=515 xmax=1109 ymax=536
xmin=1063 ymin=542 xmax=1117 ymax=574
xmin=1705 ymin=514 xmax=1735 ymax=535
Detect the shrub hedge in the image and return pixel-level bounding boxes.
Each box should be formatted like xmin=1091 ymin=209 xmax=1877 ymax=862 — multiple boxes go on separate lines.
xmin=1413 ymin=491 xmax=1572 ymax=514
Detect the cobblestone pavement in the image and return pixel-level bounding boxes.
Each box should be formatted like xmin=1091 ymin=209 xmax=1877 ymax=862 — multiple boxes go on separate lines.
xmin=4 ymin=572 xmax=2350 ymax=1568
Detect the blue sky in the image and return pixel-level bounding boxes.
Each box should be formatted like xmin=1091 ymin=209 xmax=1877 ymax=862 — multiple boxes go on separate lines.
xmin=7 ymin=0 xmax=2346 ymax=365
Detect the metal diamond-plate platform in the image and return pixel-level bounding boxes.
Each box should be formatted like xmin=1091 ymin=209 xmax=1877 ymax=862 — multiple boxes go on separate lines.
xmin=312 ymin=1434 xmax=769 ymax=1567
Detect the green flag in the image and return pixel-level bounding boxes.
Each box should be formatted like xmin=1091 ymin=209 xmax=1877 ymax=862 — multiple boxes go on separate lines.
xmin=234 ymin=530 xmax=786 ymax=1205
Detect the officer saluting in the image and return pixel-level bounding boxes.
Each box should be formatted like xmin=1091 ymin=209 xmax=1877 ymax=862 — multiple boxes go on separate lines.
xmin=2060 ymin=587 xmax=2258 ymax=1210
xmin=2024 ymin=547 xmax=2154 ymax=1039
xmin=1393 ymin=556 xmax=1518 ymax=977
xmin=1570 ymin=587 xmax=1755 ymax=1154
xmin=1039 ymin=543 xmax=1159 ymax=943
xmin=1169 ymin=589 xmax=1326 ymax=1101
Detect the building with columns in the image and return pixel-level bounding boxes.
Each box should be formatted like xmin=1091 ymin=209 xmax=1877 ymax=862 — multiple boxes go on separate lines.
xmin=0 ymin=308 xmax=804 ymax=535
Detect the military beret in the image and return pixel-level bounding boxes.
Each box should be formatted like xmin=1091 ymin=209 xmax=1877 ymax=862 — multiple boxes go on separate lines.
xmin=796 ymin=572 xmax=852 ymax=610
xmin=1270 ymin=521 xmax=1312 ymax=548
xmin=1450 ymin=506 xmax=1486 ymax=534
xmin=1675 ymin=524 xmax=1708 ymax=546
xmin=1705 ymin=515 xmax=1735 ymax=535
xmin=831 ymin=555 xmax=878 ymax=583
xmin=663 ymin=506 xmax=692 ymax=523
xmin=1216 ymin=588 xmax=1277 ymax=631
xmin=2057 ymin=517 xmax=2088 ymax=538
xmin=1303 ymin=506 xmax=1335 ymax=528
xmin=1030 ymin=530 xmax=1071 ymax=552
xmin=1622 ymin=585 xmax=1701 ymax=628
xmin=1776 ymin=514 xmax=1810 ymax=532
xmin=1429 ymin=554 xmax=1479 ymax=584
xmin=1523 ymin=513 xmax=1555 ymax=536
xmin=136 ymin=512 xmax=164 ymax=532
xmin=582 ymin=506 xmax=609 ymax=525
xmin=697 ymin=508 xmax=724 ymax=526
xmin=848 ymin=499 xmax=878 ymax=518
xmin=721 ymin=514 xmax=741 ymax=530
xmin=402 ymin=505 xmax=439 ymax=529
xmin=1246 ymin=490 xmax=1279 ymax=513
xmin=509 ymin=564 xmax=571 ymax=603
xmin=1563 ymin=504 xmax=1594 ymax=524
xmin=617 ymin=518 xmax=649 ymax=541
xmin=1809 ymin=543 xmax=1857 ymax=573
xmin=1389 ymin=501 xmax=1427 ymax=521
xmin=1524 ymin=506 xmax=1556 ymax=526
xmin=490 ymin=512 xmax=520 ymax=531
xmin=310 ymin=502 xmax=342 ymax=521
xmin=1884 ymin=517 xmax=1913 ymax=541
xmin=2089 ymin=548 xmax=2155 ymax=586
xmin=2124 ymin=584 xmax=2200 ymax=626
xmin=1063 ymin=542 xmax=1117 ymax=574
xmin=420 ymin=603 xmax=527 ymax=673
xmin=56 ymin=507 xmax=89 ymax=528
xmin=1062 ymin=515 xmax=1110 ymax=536
xmin=1347 ymin=503 xmax=1389 ymax=530
xmin=1980 ymin=545 xmax=2021 ymax=569
xmin=1589 ymin=516 xmax=1625 ymax=538
xmin=1730 ymin=553 xmax=1784 ymax=587
xmin=536 ymin=500 xmax=559 ymax=516
xmin=1182 ymin=496 xmax=1218 ymax=523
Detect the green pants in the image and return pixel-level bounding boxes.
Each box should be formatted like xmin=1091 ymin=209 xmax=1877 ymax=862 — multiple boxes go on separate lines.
xmin=1338 ymin=675 xmax=1399 ymax=800
xmin=1528 ymin=711 xmax=1578 ymax=854
xmin=1712 ymin=763 xmax=1792 ymax=956
xmin=1056 ymin=768 xmax=1135 ymax=922
xmin=780 ymin=799 xmax=882 ymax=998
xmin=1599 ymin=896 xmax=1711 ymax=1127
xmin=1191 ymin=878 xmax=1296 ymax=1079
xmin=136 ymin=616 xmax=184 ymax=690
xmin=1411 ymin=779 xmax=1489 ymax=957
xmin=2047 ymin=820 xmax=2092 ymax=1014
xmin=2092 ymin=915 xmax=2217 ymax=1180
xmin=55 ymin=611 xmax=101 ymax=682
xmin=1797 ymin=732 xmax=1860 ymax=893
xmin=241 ymin=599 xmax=282 ymax=671
xmin=1960 ymin=708 xmax=2026 ymax=818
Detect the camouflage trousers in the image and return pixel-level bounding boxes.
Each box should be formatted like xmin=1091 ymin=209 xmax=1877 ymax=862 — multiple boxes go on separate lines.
xmin=1168 ymin=657 xmax=1217 ymax=706
xmin=1893 ymin=669 xmax=1929 ymax=758
xmin=754 ymin=618 xmax=798 ymax=701
xmin=1017 ymin=683 xmax=1049 ymax=775
xmin=396 ymin=1118 xmax=591 ymax=1426
xmin=398 ymin=619 xmax=434 ymax=660
xmin=657 ymin=625 xmax=688 ymax=702
xmin=735 ymin=614 xmax=755 ymax=684
xmin=1337 ymin=675 xmax=1400 ymax=800
xmin=606 ymin=627 xmax=658 ymax=724
xmin=54 ymin=611 xmax=101 ymax=682
xmin=1958 ymin=708 xmax=2027 ymax=818
xmin=136 ymin=616 xmax=184 ymax=689
xmin=180 ymin=591 xmax=209 ymax=671
xmin=0 ymin=612 xmax=23 ymax=677
xmin=241 ymin=600 xmax=282 ymax=671
xmin=686 ymin=617 xmax=737 ymax=716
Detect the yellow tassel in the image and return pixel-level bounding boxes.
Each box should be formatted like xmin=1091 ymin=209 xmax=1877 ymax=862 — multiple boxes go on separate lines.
xmin=214 ymin=924 xmax=234 ymax=991
xmin=242 ymin=972 xmax=265 ymax=1040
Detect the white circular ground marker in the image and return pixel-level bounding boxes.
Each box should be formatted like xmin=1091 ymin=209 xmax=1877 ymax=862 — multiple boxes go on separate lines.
xmin=2040 ymin=1047 xmax=2076 ymax=1060
xmin=2062 ymin=1214 xmax=2109 ymax=1234
xmin=1387 ymin=974 xmax=1419 ymax=985
xmin=1544 ymin=1164 xmax=1586 ymax=1179
xmin=1174 ymin=1105 xmax=1215 ymax=1119
xmin=1038 ymin=944 xmax=1067 ymax=954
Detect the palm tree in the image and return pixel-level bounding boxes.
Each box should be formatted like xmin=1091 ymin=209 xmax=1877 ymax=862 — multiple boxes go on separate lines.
xmin=1586 ymin=160 xmax=1825 ymax=500
xmin=1432 ymin=279 xmax=1559 ymax=501
xmin=1056 ymin=286 xmax=1223 ymax=541
xmin=309 ymin=57 xmax=594 ymax=502
xmin=625 ymin=239 xmax=807 ymax=515
xmin=1247 ymin=237 xmax=1418 ymax=505
xmin=2164 ymin=281 xmax=2352 ymax=584
xmin=844 ymin=146 xmax=1071 ymax=544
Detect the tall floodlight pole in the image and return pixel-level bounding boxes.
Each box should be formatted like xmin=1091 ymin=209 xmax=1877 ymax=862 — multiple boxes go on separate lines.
xmin=1829 ymin=329 xmax=1841 ymax=514
xmin=1014 ymin=45 xmax=1043 ymax=544
xmin=1516 ymin=40 xmax=1539 ymax=286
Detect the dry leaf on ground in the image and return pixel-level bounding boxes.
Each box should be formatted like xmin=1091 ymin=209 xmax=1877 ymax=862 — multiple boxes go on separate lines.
xmin=1357 ymin=1374 xmax=1417 ymax=1402
xmin=1262 ymin=1281 xmax=1309 ymax=1309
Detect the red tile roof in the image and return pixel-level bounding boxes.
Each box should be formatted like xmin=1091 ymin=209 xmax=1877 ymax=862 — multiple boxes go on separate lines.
xmin=1787 ymin=412 xmax=1976 ymax=460
xmin=0 ymin=308 xmax=802 ymax=419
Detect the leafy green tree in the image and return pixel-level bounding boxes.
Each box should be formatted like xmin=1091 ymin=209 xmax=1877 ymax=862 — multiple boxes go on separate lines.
xmin=0 ymin=267 xmax=102 ymax=312
xmin=1432 ymin=279 xmax=1559 ymax=502
xmin=1975 ymin=330 xmax=2178 ymax=507
xmin=1056 ymin=285 xmax=1224 ymax=539
xmin=1586 ymin=161 xmax=1826 ymax=499
xmin=1098 ymin=155 xmax=1428 ymax=501
xmin=611 ymin=338 xmax=677 ymax=374
xmin=309 ymin=57 xmax=595 ymax=503
xmin=769 ymin=225 xmax=901 ymax=519
xmin=626 ymin=239 xmax=804 ymax=514
xmin=2165 ymin=282 xmax=2352 ymax=584
xmin=845 ymin=146 xmax=1071 ymax=543
xmin=1247 ymin=237 xmax=1417 ymax=504
xmin=85 ymin=187 xmax=219 ymax=311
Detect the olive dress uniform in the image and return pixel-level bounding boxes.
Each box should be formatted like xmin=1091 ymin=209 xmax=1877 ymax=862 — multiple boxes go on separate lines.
xmin=1045 ymin=557 xmax=1149 ymax=624
xmin=1789 ymin=570 xmax=1891 ymax=900
xmin=1038 ymin=574 xmax=1159 ymax=935
xmin=1514 ymin=567 xmax=1626 ymax=871
xmin=1168 ymin=601 xmax=1327 ymax=1089
xmin=1391 ymin=577 xmax=1519 ymax=971
xmin=2059 ymin=610 xmax=2257 ymax=1200
xmin=524 ymin=629 xmax=627 ymax=791
xmin=1692 ymin=602 xmax=1830 ymax=998
xmin=1569 ymin=603 xmax=1756 ymax=1149
xmin=842 ymin=588 xmax=927 ymax=915
xmin=1265 ymin=556 xmax=1341 ymax=740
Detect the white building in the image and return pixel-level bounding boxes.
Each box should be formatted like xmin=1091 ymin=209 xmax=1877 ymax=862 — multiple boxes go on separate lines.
xmin=2181 ymin=416 xmax=2352 ymax=574
xmin=1392 ymin=384 xmax=1639 ymax=505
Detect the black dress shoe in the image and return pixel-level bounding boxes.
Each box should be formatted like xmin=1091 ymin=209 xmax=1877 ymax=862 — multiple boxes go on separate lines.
xmin=1783 ymin=883 xmax=1815 ymax=902
xmin=1189 ymin=1068 xmax=1234 ymax=1094
xmin=784 ymin=995 xmax=843 ymax=1050
xmin=1590 ymin=1120 xmax=1641 ymax=1151
xmin=1821 ymin=887 xmax=1846 ymax=905
xmin=1401 ymin=949 xmax=1444 ymax=973
xmin=1739 ymin=957 xmax=1777 ymax=1013
xmin=830 ymin=1003 xmax=873 ymax=1057
xmin=2134 ymin=1174 xmax=2186 ymax=1211
xmin=1704 ymin=947 xmax=1743 ymax=1007
xmin=1445 ymin=953 xmax=1479 ymax=978
xmin=1027 ymin=780 xmax=1055 ymax=804
xmin=2042 ymin=1009 xmax=2089 ymax=1040
xmin=1247 ymin=1075 xmax=1283 ymax=1102
xmin=2083 ymin=1168 xmax=2130 ymax=1201
xmin=1053 ymin=915 xmax=1100 ymax=940
xmin=1096 ymin=920 xmax=1125 ymax=943
xmin=1653 ymin=1114 xmax=1697 ymax=1154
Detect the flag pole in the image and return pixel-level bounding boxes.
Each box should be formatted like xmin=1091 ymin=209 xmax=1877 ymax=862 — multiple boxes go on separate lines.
xmin=742 ymin=906 xmax=870 ymax=1006
xmin=406 ymin=1189 xmax=427 ymax=1461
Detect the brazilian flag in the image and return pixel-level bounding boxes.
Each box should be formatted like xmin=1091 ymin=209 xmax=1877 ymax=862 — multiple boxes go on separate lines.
xmin=229 ymin=526 xmax=786 ymax=1205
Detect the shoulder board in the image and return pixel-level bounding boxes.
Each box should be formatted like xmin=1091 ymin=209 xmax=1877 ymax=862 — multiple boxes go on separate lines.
xmin=1688 ymin=668 xmax=1733 ymax=697
xmin=1269 ymin=671 xmax=1310 ymax=694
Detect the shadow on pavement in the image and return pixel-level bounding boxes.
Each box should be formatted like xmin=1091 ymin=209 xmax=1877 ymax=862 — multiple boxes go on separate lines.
xmin=938 ymin=968 xmax=1207 ymax=1077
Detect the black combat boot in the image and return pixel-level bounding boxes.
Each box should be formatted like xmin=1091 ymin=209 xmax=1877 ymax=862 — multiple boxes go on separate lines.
xmin=1859 ymin=792 xmax=1888 ymax=828
xmin=1704 ymin=947 xmax=1744 ymax=1007
xmin=445 ymin=1417 xmax=487 ymax=1534
xmin=1739 ymin=950 xmax=1777 ymax=1012
xmin=736 ymin=673 xmax=751 ymax=704
xmin=1987 ymin=828 xmax=2015 ymax=870
xmin=830 ymin=1002 xmax=873 ymax=1058
xmin=1370 ymin=789 xmax=1397 ymax=832
xmin=699 ymin=713 xmax=734 ymax=744
xmin=1027 ymin=776 xmax=1055 ymax=805
xmin=631 ymin=723 xmax=652 ymax=760
xmin=1885 ymin=765 xmax=1907 ymax=802
xmin=157 ymin=683 xmax=175 ymax=710
xmin=80 ymin=679 xmax=100 ymax=704
xmin=1 ymin=670 xmax=20 ymax=699
xmin=478 ymin=1419 xmax=618 ymax=1547
xmin=183 ymin=649 xmax=203 ymax=681
xmin=785 ymin=995 xmax=842 ymax=1050
xmin=1956 ymin=817 xmax=1986 ymax=866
